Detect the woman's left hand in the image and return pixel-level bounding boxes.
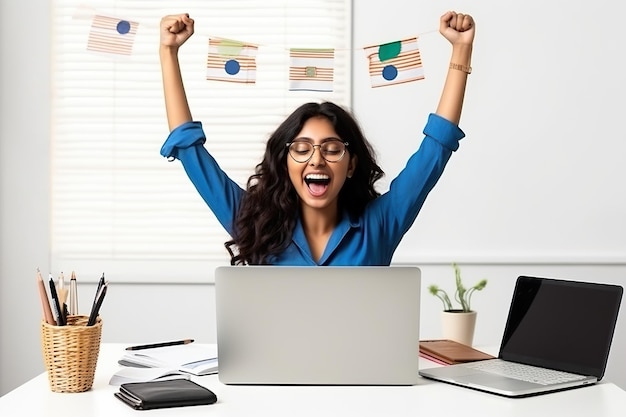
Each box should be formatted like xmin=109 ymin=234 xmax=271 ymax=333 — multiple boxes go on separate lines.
xmin=439 ymin=11 xmax=475 ymax=46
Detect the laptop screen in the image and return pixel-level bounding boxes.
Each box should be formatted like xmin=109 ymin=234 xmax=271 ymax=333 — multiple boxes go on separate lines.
xmin=499 ymin=276 xmax=623 ymax=378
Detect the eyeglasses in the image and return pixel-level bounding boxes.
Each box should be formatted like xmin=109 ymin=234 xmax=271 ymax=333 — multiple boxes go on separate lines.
xmin=286 ymin=140 xmax=349 ymax=163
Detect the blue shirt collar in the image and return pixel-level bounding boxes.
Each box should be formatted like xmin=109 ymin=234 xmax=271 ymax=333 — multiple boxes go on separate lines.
xmin=292 ymin=210 xmax=361 ymax=265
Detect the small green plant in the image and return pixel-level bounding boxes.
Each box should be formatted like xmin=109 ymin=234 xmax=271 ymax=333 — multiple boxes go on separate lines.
xmin=428 ymin=263 xmax=487 ymax=312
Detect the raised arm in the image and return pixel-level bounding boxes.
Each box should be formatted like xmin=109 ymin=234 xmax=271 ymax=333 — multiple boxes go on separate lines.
xmin=435 ymin=11 xmax=475 ymax=125
xmin=160 ymin=14 xmax=195 ymax=131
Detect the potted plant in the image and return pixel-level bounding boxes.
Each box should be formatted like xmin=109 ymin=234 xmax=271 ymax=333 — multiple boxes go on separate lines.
xmin=428 ymin=263 xmax=487 ymax=346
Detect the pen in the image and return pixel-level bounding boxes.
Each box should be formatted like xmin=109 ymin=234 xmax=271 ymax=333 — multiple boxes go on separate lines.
xmin=125 ymin=339 xmax=195 ymax=351
xmin=96 ymin=272 xmax=105 ymax=292
xmin=36 ymin=268 xmax=56 ymax=325
xmin=68 ymin=270 xmax=79 ymax=315
xmin=91 ymin=272 xmax=105 ymax=309
xmin=48 ymin=274 xmax=66 ymax=326
xmin=87 ymin=281 xmax=108 ymax=326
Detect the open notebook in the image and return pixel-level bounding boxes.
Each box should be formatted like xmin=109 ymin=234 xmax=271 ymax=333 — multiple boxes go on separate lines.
xmin=114 ymin=343 xmax=218 ymax=385
xmin=419 ymin=276 xmax=623 ymax=397
xmin=215 ymin=266 xmax=421 ymax=385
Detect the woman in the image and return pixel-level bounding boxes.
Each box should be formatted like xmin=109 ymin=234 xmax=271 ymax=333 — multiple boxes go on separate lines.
xmin=159 ymin=11 xmax=475 ymax=265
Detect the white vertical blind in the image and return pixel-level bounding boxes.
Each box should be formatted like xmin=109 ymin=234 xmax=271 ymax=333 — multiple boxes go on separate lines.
xmin=51 ymin=0 xmax=352 ymax=283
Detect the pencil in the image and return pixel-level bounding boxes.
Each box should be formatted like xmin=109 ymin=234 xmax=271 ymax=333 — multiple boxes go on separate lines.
xmin=36 ymin=268 xmax=56 ymax=325
xmin=125 ymin=339 xmax=195 ymax=351
xmin=57 ymin=272 xmax=68 ymax=318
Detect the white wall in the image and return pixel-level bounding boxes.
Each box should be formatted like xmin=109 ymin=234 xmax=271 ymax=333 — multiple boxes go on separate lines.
xmin=2 ymin=0 xmax=625 ymax=396
xmin=352 ymin=1 xmax=626 ymax=265
xmin=1 ymin=0 xmax=52 ymax=396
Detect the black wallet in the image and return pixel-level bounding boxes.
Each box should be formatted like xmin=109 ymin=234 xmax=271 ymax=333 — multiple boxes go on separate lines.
xmin=114 ymin=378 xmax=218 ymax=410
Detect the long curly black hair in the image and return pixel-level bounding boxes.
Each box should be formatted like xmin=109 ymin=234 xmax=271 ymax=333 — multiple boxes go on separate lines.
xmin=225 ymin=102 xmax=384 ymax=264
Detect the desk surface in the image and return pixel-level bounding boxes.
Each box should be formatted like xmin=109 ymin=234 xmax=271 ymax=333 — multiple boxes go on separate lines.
xmin=1 ymin=343 xmax=625 ymax=416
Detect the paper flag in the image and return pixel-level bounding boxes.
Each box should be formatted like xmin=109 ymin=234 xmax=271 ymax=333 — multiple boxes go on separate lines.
xmin=289 ymin=48 xmax=334 ymax=92
xmin=86 ymin=15 xmax=139 ymax=56
xmin=363 ymin=37 xmax=424 ymax=88
xmin=206 ymin=38 xmax=258 ymax=84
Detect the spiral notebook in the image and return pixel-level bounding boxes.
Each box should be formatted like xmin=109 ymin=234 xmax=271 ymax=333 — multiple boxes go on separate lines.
xmin=419 ymin=276 xmax=623 ymax=397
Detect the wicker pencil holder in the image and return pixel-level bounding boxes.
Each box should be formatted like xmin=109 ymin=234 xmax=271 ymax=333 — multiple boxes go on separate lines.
xmin=40 ymin=315 xmax=102 ymax=393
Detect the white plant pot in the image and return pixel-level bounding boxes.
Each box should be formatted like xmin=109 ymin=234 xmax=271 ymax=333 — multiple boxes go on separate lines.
xmin=441 ymin=310 xmax=477 ymax=346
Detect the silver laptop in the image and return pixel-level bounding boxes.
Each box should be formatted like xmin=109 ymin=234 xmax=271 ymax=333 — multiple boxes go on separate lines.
xmin=419 ymin=276 xmax=623 ymax=397
xmin=214 ymin=266 xmax=421 ymax=385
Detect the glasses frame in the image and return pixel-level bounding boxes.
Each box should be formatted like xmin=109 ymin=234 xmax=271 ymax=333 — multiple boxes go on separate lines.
xmin=285 ymin=140 xmax=350 ymax=163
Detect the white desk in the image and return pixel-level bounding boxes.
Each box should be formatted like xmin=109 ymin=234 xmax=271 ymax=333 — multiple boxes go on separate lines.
xmin=1 ymin=343 xmax=625 ymax=416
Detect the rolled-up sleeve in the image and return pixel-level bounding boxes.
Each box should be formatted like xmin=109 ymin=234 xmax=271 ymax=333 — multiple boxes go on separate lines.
xmin=160 ymin=121 xmax=206 ymax=160
xmin=423 ymin=113 xmax=465 ymax=151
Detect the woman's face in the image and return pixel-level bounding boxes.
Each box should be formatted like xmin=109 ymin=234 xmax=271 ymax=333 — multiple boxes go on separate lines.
xmin=287 ymin=116 xmax=357 ymax=213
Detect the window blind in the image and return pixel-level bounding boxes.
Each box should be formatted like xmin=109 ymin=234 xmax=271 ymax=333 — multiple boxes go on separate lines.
xmin=50 ymin=0 xmax=352 ymax=283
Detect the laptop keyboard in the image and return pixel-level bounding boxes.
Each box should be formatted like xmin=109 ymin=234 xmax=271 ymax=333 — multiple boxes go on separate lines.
xmin=465 ymin=360 xmax=587 ymax=385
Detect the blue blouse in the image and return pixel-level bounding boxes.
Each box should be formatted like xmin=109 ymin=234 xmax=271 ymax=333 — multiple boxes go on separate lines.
xmin=160 ymin=113 xmax=465 ymax=265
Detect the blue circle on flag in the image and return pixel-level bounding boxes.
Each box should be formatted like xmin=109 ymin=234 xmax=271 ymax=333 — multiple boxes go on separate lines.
xmin=117 ymin=20 xmax=131 ymax=35
xmin=225 ymin=59 xmax=241 ymax=75
xmin=382 ymin=65 xmax=398 ymax=81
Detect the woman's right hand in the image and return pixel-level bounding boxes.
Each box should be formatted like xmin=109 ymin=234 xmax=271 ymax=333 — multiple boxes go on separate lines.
xmin=160 ymin=14 xmax=195 ymax=49
xmin=160 ymin=14 xmax=194 ymax=130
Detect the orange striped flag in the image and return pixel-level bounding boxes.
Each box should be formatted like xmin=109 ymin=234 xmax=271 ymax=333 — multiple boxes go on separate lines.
xmin=363 ymin=37 xmax=424 ymax=88
xmin=86 ymin=15 xmax=139 ymax=56
xmin=289 ymin=48 xmax=334 ymax=92
xmin=206 ymin=38 xmax=258 ymax=84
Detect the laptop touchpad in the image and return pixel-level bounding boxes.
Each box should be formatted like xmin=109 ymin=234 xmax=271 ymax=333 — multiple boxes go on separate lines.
xmin=456 ymin=372 xmax=541 ymax=390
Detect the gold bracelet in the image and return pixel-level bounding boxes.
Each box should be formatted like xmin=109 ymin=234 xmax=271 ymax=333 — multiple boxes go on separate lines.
xmin=449 ymin=62 xmax=472 ymax=74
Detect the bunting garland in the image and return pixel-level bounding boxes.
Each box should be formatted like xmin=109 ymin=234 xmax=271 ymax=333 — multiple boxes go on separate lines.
xmin=81 ymin=13 xmax=430 ymax=90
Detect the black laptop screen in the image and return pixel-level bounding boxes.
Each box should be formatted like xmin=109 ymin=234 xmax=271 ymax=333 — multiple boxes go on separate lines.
xmin=499 ymin=276 xmax=622 ymax=378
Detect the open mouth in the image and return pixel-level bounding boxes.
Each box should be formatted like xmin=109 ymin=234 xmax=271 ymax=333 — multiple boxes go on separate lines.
xmin=305 ymin=174 xmax=330 ymax=196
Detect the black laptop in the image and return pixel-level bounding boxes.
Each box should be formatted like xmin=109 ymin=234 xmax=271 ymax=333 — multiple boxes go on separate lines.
xmin=419 ymin=276 xmax=623 ymax=397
